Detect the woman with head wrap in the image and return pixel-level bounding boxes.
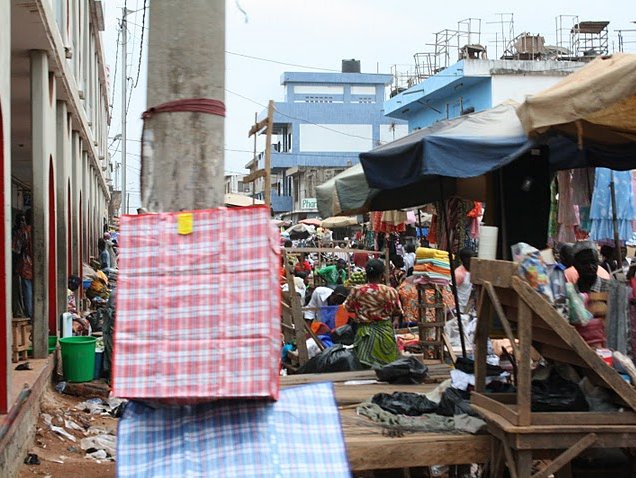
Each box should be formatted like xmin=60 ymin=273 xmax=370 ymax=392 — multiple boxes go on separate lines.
xmin=344 ymin=259 xmax=401 ymax=367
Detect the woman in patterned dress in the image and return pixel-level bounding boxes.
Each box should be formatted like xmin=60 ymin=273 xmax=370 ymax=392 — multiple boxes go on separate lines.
xmin=344 ymin=259 xmax=402 ymax=367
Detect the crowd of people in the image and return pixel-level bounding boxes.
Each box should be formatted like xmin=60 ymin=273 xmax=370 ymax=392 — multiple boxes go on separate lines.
xmin=281 ymin=238 xmax=478 ymax=369
xmin=282 ymin=232 xmax=636 ymax=370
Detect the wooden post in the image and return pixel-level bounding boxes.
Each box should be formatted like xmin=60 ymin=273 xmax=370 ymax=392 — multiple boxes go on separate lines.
xmin=264 ymin=100 xmax=274 ymax=212
xmin=517 ymin=300 xmax=533 ymax=426
xmin=246 ymin=100 xmax=275 ymax=212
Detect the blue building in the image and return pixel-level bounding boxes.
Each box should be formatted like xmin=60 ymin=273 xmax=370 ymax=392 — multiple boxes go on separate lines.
xmin=246 ymin=60 xmax=407 ymax=218
xmin=384 ymin=58 xmax=584 ymax=131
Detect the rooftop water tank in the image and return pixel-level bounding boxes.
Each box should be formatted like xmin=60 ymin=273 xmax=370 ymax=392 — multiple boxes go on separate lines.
xmin=341 ymin=59 xmax=361 ymax=73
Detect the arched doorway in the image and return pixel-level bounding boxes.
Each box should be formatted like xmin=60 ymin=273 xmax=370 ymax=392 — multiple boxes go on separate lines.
xmin=0 ymin=104 xmax=8 ymax=412
xmin=48 ymin=157 xmax=56 ymax=333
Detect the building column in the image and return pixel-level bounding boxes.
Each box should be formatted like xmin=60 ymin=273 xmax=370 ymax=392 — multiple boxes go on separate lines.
xmin=70 ymin=131 xmax=81 ymax=276
xmin=30 ymin=50 xmax=52 ymax=357
xmin=82 ymin=151 xmax=89 ymax=259
xmin=55 ymin=101 xmax=70 ymax=329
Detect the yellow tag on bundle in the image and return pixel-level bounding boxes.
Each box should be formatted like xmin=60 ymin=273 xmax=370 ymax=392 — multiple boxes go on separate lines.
xmin=177 ymin=212 xmax=194 ymax=235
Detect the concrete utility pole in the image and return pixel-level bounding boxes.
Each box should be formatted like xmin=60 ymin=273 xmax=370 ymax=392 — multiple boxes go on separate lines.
xmin=142 ymin=0 xmax=225 ymax=211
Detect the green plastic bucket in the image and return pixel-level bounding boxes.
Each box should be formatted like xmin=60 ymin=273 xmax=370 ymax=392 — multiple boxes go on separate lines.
xmin=28 ymin=336 xmax=57 ymax=357
xmin=59 ymin=336 xmax=96 ymax=382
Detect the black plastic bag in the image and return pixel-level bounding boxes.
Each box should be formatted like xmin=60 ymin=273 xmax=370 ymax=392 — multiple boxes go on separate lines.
xmin=331 ymin=323 xmax=356 ymax=345
xmin=531 ymin=369 xmax=589 ymax=412
xmin=374 ymin=356 xmax=429 ymax=384
xmin=436 ymin=387 xmax=477 ymax=417
xmin=455 ymin=357 xmax=504 ymax=376
xmin=371 ymin=392 xmax=438 ymax=416
xmin=297 ymin=344 xmax=365 ymax=374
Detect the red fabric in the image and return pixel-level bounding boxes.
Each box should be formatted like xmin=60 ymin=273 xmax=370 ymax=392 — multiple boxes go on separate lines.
xmin=352 ymin=252 xmax=369 ymax=268
xmin=113 ymin=206 xmax=281 ymax=402
xmin=575 ymin=318 xmax=606 ymax=348
xmin=294 ymin=261 xmax=312 ymax=273
xmin=370 ymin=211 xmax=406 ymax=233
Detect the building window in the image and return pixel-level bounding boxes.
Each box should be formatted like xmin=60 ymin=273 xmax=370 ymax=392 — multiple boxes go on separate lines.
xmin=294 ymin=85 xmax=343 ymax=95
xmin=351 ymin=96 xmax=375 ymax=104
xmin=351 ymin=86 xmax=376 ymax=95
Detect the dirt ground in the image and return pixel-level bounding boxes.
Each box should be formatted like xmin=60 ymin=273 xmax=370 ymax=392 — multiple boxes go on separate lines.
xmin=17 ymin=386 xmax=117 ymax=478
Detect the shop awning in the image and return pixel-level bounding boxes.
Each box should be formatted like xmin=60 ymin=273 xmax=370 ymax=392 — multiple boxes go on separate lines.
xmin=517 ymin=53 xmax=636 ymax=145
xmin=360 ymin=102 xmax=533 ymax=190
xmin=224 ymin=193 xmax=264 ymax=207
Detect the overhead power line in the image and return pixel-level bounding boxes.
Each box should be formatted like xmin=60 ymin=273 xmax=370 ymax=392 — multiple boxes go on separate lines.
xmin=133 ymin=0 xmax=147 ymax=88
xmin=226 ymin=51 xmax=339 ymax=72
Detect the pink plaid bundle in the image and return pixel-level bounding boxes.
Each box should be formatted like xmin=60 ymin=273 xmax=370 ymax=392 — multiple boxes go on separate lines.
xmin=112 ymin=206 xmax=281 ymax=402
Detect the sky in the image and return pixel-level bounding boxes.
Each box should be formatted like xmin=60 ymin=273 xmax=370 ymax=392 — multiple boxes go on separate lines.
xmin=102 ymin=0 xmax=635 ymax=211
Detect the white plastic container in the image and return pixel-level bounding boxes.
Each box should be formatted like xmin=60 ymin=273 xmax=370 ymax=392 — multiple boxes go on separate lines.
xmin=61 ymin=312 xmax=74 ymax=338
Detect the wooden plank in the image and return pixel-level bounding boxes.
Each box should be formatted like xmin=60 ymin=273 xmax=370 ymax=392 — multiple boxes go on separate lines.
xmin=286 ymin=247 xmax=379 ymax=255
xmin=283 ymin=250 xmax=308 ymax=364
xmin=515 ymin=431 xmax=636 ymax=451
xmin=516 ymin=450 xmax=532 ymax=478
xmin=471 ymin=258 xmax=518 ymax=287
xmin=536 ymin=344 xmax=588 ymax=368
xmin=472 ymin=392 xmax=519 ymax=426
xmin=341 ymin=407 xmax=494 ymax=471
xmin=333 ymin=382 xmax=439 ymax=406
xmin=302 ymin=319 xmax=326 ymax=351
xmin=513 ymin=276 xmax=636 ymax=412
xmin=494 ymin=287 xmax=520 ymax=308
xmin=501 ymin=436 xmax=520 ymax=478
xmin=248 ymin=117 xmax=269 ymax=137
xmin=473 ymin=404 xmax=636 ymax=435
xmin=530 ymin=433 xmax=596 ymax=478
xmin=517 ymin=300 xmax=532 ymax=426
xmin=243 ymin=169 xmax=266 ymax=183
xmin=484 ymin=281 xmax=520 ymax=358
xmin=531 ymin=327 xmax=572 ymax=350
xmin=531 ymin=411 xmax=636 ymax=426
xmin=281 ymin=363 xmax=452 ymax=386
xmin=442 ymin=333 xmax=457 ymax=364
xmin=261 ymin=101 xmax=275 ymax=208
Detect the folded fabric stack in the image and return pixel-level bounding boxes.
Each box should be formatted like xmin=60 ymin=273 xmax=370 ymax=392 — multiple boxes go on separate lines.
xmin=416 ymin=247 xmax=449 ymax=261
xmin=414 ymin=248 xmax=451 ymax=284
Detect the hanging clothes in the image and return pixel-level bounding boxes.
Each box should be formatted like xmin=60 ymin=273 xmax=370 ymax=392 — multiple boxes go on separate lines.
xmin=370 ymin=211 xmax=406 ymax=233
xmin=606 ymin=281 xmax=631 ymax=355
xmin=556 ymin=170 xmax=579 ymax=243
xmin=571 ymin=168 xmax=594 ymax=206
xmin=466 ymin=202 xmax=482 ymax=240
xmin=590 ymin=168 xmax=635 ymax=242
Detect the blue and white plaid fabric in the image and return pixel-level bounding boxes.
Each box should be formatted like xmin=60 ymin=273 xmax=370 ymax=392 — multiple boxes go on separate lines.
xmin=117 ymin=382 xmax=351 ymax=477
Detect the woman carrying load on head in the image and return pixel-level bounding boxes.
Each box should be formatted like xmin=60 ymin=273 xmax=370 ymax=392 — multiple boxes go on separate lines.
xmin=344 ymin=259 xmax=402 ymax=368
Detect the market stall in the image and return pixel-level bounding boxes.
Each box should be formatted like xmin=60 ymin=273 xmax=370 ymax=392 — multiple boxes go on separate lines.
xmin=471 ymin=258 xmax=636 ymax=477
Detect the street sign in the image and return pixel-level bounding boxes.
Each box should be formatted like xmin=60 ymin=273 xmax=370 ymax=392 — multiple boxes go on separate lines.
xmin=301 ymin=198 xmax=317 ymax=210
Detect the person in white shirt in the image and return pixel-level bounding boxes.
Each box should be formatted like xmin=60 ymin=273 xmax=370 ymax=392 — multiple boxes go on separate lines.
xmin=455 ymin=248 xmax=477 ymax=312
xmin=303 ymin=286 xmax=349 ymax=320
xmin=403 ymin=243 xmax=416 ymax=275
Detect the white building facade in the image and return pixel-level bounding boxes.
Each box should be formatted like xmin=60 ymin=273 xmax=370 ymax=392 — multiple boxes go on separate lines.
xmin=0 ymin=1 xmax=111 ymax=458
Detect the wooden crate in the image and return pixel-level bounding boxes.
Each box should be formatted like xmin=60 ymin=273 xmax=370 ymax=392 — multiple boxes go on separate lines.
xmin=12 ymin=318 xmax=31 ymax=362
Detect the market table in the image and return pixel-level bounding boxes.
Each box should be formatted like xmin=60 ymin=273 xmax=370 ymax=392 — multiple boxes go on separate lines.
xmin=281 ymin=365 xmax=494 ymax=472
